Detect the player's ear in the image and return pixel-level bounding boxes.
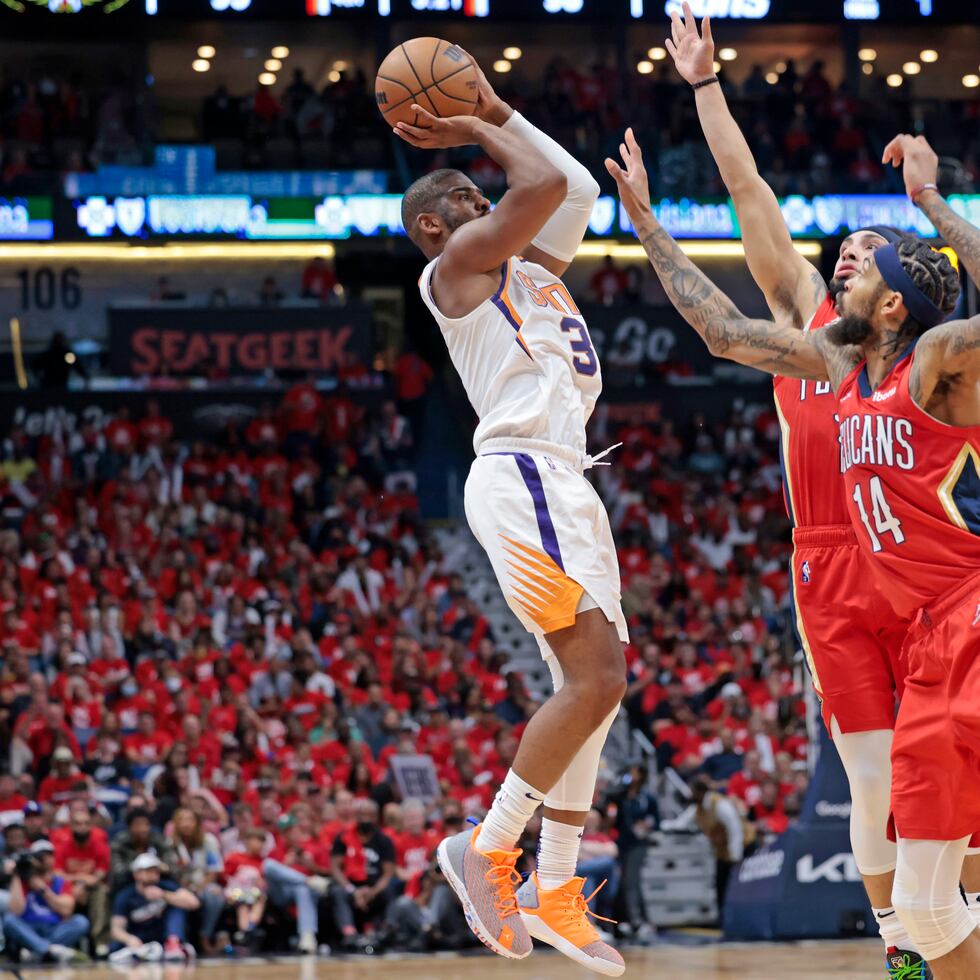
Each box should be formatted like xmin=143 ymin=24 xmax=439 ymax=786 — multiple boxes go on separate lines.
xmin=417 ymin=211 xmax=443 ymax=239
xmin=879 ymin=289 xmax=905 ymax=320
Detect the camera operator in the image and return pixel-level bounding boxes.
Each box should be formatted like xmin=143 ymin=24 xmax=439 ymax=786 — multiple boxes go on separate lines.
xmin=2 ymin=839 xmax=89 ymax=963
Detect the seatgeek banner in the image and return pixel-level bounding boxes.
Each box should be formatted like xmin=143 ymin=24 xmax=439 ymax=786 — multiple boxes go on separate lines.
xmin=108 ymin=304 xmax=373 ymax=377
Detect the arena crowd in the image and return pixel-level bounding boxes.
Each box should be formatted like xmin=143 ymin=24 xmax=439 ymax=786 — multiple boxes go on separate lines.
xmin=0 ymin=378 xmax=807 ymax=959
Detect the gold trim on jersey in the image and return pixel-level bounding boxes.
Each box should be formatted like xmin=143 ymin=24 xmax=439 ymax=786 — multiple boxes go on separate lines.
xmin=937 ymin=442 xmax=980 ymax=532
xmin=774 ymin=395 xmax=822 ymax=691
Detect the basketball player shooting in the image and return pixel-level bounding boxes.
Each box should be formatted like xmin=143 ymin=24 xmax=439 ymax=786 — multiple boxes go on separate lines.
xmin=662 ymin=6 xmax=980 ymax=975
xmin=395 ymin=56 xmax=627 ymax=976
xmin=608 ymin=128 xmax=980 ymax=980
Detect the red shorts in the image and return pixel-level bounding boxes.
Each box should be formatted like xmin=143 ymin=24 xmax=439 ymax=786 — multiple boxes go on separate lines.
xmin=791 ymin=524 xmax=907 ymax=736
xmin=891 ymin=572 xmax=980 ymax=842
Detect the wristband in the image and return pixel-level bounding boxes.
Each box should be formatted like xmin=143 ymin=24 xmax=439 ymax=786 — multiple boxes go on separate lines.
xmin=910 ymin=182 xmax=938 ymax=204
xmin=692 ymin=76 xmax=719 ymax=90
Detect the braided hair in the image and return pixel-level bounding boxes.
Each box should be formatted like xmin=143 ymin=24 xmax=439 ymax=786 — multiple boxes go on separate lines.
xmin=893 ymin=237 xmax=961 ymax=341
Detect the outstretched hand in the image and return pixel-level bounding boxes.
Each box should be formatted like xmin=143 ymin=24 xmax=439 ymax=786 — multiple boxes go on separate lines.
xmin=605 ymin=128 xmax=653 ymax=226
xmin=882 ymin=133 xmax=939 ymax=199
xmin=666 ymin=1 xmax=715 ymax=86
xmin=393 ymin=105 xmax=480 ymax=150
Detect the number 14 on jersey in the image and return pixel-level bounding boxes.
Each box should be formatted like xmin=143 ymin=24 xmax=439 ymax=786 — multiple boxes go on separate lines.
xmin=852 ymin=476 xmax=905 ymax=552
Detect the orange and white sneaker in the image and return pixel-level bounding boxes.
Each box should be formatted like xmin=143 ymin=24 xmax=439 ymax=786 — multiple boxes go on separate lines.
xmin=436 ymin=822 xmax=532 ymax=960
xmin=517 ymin=873 xmax=625 ymax=977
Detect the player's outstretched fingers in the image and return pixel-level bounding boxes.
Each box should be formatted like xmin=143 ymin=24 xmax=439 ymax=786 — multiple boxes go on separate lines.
xmin=882 ymin=134 xmax=909 ymax=166
xmin=670 ymin=10 xmax=684 ymax=47
xmin=665 ymin=38 xmax=678 ymax=60
xmin=626 ymin=128 xmax=642 ymax=160
xmin=702 ymin=14 xmax=712 ymax=41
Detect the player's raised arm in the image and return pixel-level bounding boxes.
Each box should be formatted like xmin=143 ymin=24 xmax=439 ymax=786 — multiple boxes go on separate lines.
xmin=667 ymin=3 xmax=824 ymax=326
xmin=885 ymin=133 xmax=980 ymax=286
xmin=395 ymin=107 xmax=567 ymax=276
xmin=606 ymin=130 xmax=859 ymax=388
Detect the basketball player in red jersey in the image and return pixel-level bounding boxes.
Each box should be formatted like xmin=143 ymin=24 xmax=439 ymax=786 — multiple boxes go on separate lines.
xmin=664 ymin=5 xmax=923 ymax=970
xmin=608 ymin=128 xmax=980 ymax=980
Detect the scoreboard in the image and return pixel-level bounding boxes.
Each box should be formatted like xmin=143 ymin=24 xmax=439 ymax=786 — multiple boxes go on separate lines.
xmin=0 ymin=0 xmax=973 ymax=21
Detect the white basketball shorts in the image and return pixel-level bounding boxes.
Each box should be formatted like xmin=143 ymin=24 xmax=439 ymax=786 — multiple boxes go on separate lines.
xmin=464 ymin=447 xmax=628 ymax=650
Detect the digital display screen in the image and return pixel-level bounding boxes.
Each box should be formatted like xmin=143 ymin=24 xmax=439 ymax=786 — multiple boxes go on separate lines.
xmin=65 ymin=192 xmax=980 ymax=241
xmin=0 ymin=0 xmax=968 ymax=20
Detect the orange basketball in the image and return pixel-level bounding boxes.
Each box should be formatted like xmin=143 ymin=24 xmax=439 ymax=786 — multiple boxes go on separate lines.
xmin=375 ymin=37 xmax=478 ymax=129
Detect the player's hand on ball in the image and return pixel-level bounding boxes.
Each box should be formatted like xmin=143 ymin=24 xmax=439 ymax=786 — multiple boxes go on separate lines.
xmin=666 ymin=1 xmax=715 ymax=85
xmin=605 ymin=128 xmax=653 ymax=222
xmin=456 ymin=46 xmax=513 ymax=126
xmin=882 ymin=134 xmax=939 ymax=199
xmin=394 ymin=106 xmax=480 ymax=149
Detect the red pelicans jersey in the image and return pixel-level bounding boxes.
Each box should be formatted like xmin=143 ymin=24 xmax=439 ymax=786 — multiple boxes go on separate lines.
xmin=773 ymin=295 xmax=847 ymax=527
xmin=837 ymin=342 xmax=980 ymax=620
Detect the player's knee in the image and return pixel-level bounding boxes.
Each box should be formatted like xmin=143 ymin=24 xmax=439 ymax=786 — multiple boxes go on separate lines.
xmin=849 ymin=760 xmax=891 ymax=827
xmin=568 ymin=668 xmax=624 ymax=727
xmin=893 ymin=854 xmax=976 ymax=961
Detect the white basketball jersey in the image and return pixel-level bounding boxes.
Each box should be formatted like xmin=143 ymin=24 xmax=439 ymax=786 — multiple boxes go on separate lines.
xmin=419 ymin=255 xmax=602 ymax=456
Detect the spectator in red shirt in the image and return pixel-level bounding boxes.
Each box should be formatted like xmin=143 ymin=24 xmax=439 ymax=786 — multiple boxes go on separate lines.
xmin=750 ymin=778 xmax=789 ymax=836
xmin=124 ymin=712 xmax=174 ymax=767
xmin=223 ymin=828 xmax=268 ymax=947
xmin=138 ymin=399 xmax=173 ymax=449
xmin=38 ymin=747 xmax=87 ymax=806
xmin=391 ymin=799 xmax=439 ymax=890
xmin=54 ymin=806 xmax=111 ymax=956
xmin=590 ymin=255 xmax=627 ymax=306
xmin=0 ymin=771 xmax=28 ymax=822
xmin=300 ymin=257 xmax=339 ymax=303
xmin=105 ymin=407 xmax=138 ymax=459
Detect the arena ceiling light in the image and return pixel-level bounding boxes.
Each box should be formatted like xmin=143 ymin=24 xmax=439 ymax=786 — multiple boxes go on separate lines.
xmin=265 ymin=58 xmax=282 ymax=72
xmin=765 ymin=71 xmax=779 ymax=84
xmin=333 ymin=60 xmax=349 ymax=71
xmin=192 ymin=59 xmax=211 ymax=72
xmin=648 ymin=46 xmax=667 ymax=60
xmin=886 ymin=74 xmax=903 ymax=87
xmin=197 ymin=45 xmax=216 ymax=59
xmin=712 ymin=60 xmax=721 ymax=73
xmin=271 ymin=46 xmax=289 ymax=59
xmin=258 ymin=72 xmax=277 ymax=86
xmin=503 ymin=47 xmax=522 ymax=60
xmin=919 ymin=49 xmax=938 ymax=63
xmin=858 ymin=48 xmax=877 ymax=61
xmin=775 ymin=60 xmax=787 ymax=72
xmin=718 ymin=48 xmax=737 ymax=61
xmin=493 ymin=59 xmax=512 ymax=73
xmin=963 ymin=74 xmax=980 ymax=89
xmin=902 ymin=61 xmax=921 ymax=75
xmin=862 ymin=63 xmax=874 ymax=75
xmin=637 ymin=60 xmax=654 ymax=74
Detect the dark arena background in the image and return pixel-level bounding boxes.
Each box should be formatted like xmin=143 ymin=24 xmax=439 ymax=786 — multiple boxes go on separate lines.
xmin=0 ymin=1 xmax=978 ymax=978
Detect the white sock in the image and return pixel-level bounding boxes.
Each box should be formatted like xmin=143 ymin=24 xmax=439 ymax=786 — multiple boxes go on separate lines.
xmin=873 ymin=906 xmax=917 ymax=953
xmin=536 ymin=817 xmax=583 ymax=890
xmin=963 ymin=891 xmax=980 ymax=929
xmin=475 ymin=769 xmax=545 ymax=854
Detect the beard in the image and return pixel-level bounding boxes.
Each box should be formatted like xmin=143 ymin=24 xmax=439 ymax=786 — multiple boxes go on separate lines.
xmin=825 ymin=313 xmax=874 ymax=347
xmin=828 ymin=277 xmax=847 ymax=303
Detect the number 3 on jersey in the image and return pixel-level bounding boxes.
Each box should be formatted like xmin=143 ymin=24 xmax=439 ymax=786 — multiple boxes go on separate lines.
xmin=560 ymin=317 xmax=597 ymax=377
xmin=852 ymin=476 xmax=905 ymax=552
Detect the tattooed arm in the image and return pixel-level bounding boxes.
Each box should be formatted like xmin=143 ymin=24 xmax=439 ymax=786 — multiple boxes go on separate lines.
xmin=908 ymin=314 xmax=980 ymax=425
xmin=667 ymin=4 xmax=826 ymax=326
xmin=605 ymin=130 xmax=861 ymax=387
xmin=884 ymin=134 xmax=980 ymax=286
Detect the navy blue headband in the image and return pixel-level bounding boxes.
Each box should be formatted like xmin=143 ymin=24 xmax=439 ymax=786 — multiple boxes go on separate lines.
xmin=859 ymin=225 xmax=903 ymax=244
xmin=874 ymin=243 xmax=946 ymax=328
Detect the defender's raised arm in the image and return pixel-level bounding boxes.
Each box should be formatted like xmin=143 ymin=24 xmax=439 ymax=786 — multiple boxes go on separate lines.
xmin=667 ymin=3 xmax=825 ymax=326
xmin=605 ymin=129 xmax=856 ymax=386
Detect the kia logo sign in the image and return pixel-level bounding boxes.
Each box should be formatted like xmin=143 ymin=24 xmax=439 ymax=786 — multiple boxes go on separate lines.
xmin=796 ymin=853 xmax=861 ymax=884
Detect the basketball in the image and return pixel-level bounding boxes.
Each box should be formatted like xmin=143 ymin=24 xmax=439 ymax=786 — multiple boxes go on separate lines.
xmin=375 ymin=37 xmax=478 ymax=129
